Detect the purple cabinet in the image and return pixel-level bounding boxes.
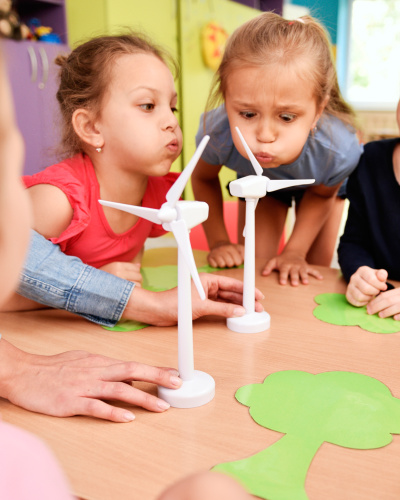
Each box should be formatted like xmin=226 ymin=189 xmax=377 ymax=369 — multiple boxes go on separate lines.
xmin=4 ymin=40 xmax=69 ymax=175
xmin=3 ymin=0 xmax=69 ymax=174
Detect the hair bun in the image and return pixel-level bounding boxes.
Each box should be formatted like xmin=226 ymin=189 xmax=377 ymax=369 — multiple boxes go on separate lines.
xmin=54 ymin=54 xmax=68 ymax=68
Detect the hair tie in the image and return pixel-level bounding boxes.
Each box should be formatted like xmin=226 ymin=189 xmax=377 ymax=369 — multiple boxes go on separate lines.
xmin=288 ymin=18 xmax=306 ymax=25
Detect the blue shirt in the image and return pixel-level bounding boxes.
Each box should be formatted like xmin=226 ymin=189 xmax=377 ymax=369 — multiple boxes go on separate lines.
xmin=196 ymin=105 xmax=363 ymax=195
xmin=18 ymin=230 xmax=134 ymax=327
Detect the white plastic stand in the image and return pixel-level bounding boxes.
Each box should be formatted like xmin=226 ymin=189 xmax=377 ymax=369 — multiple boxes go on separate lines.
xmin=158 ymin=247 xmax=215 ymax=407
xmin=99 ymin=136 xmax=215 ymax=408
xmin=226 ymin=127 xmax=314 ymax=334
xmin=227 ymin=198 xmax=270 ymax=334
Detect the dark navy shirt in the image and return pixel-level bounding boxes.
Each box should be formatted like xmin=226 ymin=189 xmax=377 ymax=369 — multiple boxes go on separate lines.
xmin=338 ymin=138 xmax=400 ymax=282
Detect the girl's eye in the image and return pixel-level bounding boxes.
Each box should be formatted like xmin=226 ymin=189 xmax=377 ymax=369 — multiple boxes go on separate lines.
xmin=280 ymin=113 xmax=296 ymax=123
xmin=139 ymin=103 xmax=155 ymax=111
xmin=171 ymin=107 xmax=178 ymax=114
xmin=239 ymin=111 xmax=256 ymax=119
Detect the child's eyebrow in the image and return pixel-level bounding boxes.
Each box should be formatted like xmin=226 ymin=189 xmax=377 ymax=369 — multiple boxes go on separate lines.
xmin=128 ymin=87 xmax=178 ymax=100
xmin=231 ymin=99 xmax=305 ymax=112
xmin=275 ymin=104 xmax=304 ymax=112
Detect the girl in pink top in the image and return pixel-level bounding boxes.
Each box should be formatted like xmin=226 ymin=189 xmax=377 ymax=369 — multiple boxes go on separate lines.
xmin=23 ymin=33 xmax=183 ymax=281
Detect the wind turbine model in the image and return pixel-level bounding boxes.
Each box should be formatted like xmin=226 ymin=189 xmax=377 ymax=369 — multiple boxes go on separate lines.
xmin=99 ymin=136 xmax=215 ymax=408
xmin=226 ymin=127 xmax=315 ymax=334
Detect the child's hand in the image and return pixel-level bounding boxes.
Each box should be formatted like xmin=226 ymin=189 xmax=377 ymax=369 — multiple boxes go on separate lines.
xmin=208 ymin=242 xmax=244 ymax=268
xmin=261 ymin=251 xmax=323 ymax=286
xmin=346 ymin=266 xmax=389 ymax=307
xmin=366 ymin=287 xmax=400 ymax=320
xmin=99 ymin=261 xmax=142 ymax=285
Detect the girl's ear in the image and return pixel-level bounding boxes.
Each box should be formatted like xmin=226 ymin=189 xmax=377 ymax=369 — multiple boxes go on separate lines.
xmin=72 ymin=109 xmax=104 ymax=150
xmin=311 ymin=94 xmax=330 ymax=129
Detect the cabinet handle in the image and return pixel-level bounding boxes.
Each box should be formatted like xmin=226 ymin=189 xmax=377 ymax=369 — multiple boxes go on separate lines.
xmin=38 ymin=47 xmax=49 ymax=90
xmin=27 ymin=46 xmax=38 ymax=82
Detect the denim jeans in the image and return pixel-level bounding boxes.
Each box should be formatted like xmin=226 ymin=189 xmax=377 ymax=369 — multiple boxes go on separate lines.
xmin=17 ymin=231 xmax=134 ymax=326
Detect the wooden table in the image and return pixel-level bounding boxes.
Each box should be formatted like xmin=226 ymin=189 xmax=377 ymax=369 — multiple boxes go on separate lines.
xmin=1 ymin=249 xmax=400 ymax=500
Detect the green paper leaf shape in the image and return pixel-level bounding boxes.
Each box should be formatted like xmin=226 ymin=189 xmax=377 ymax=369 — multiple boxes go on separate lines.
xmin=213 ymin=370 xmax=400 ymax=500
xmin=313 ymin=293 xmax=400 ymax=334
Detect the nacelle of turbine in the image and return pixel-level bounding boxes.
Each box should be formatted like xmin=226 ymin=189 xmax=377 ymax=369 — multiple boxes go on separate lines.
xmin=229 ymin=175 xmax=268 ymax=199
xmin=176 ymin=201 xmax=209 ymax=230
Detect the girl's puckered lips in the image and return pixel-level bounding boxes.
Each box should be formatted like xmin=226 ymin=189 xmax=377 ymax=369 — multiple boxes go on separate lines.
xmin=255 ymin=152 xmax=274 ymax=164
xmin=166 ymin=139 xmax=179 ymax=152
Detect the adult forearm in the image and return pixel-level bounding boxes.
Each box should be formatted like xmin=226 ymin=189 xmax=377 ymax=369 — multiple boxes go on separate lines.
xmin=17 ymin=231 xmax=134 ymax=326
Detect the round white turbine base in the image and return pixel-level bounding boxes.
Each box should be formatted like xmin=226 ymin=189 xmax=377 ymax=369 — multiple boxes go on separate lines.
xmin=158 ymin=370 xmax=215 ymax=408
xmin=227 ymin=311 xmax=271 ymax=333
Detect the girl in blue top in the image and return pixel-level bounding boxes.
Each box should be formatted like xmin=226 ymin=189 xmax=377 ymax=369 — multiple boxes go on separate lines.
xmin=193 ymin=12 xmax=362 ymax=286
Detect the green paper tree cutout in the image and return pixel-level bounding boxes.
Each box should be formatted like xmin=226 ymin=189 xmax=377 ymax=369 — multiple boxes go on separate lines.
xmin=313 ymin=293 xmax=400 ymax=334
xmin=213 ymin=370 xmax=400 ymax=500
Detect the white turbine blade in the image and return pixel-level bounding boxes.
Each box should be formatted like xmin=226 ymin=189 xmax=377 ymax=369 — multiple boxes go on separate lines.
xmin=267 ymin=179 xmax=315 ymax=193
xmin=99 ymin=200 xmax=161 ymax=224
xmin=170 ymin=219 xmax=206 ymax=300
xmin=165 ymin=135 xmax=210 ymax=207
xmin=235 ymin=127 xmax=263 ymax=176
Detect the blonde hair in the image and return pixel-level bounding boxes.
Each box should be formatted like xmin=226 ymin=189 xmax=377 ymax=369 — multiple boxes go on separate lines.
xmin=55 ymin=32 xmax=178 ymax=157
xmin=207 ymin=12 xmax=356 ymax=128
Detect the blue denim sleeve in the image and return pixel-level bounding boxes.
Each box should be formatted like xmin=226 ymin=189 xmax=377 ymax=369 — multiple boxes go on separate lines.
xmin=17 ymin=230 xmax=134 ymax=327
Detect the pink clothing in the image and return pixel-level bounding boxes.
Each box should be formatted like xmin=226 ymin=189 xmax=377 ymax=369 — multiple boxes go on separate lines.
xmin=23 ymin=154 xmax=179 ymax=268
xmin=0 ymin=421 xmax=74 ymax=499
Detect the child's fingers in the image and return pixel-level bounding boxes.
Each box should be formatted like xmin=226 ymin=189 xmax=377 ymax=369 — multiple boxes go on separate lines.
xmin=346 ymin=279 xmax=378 ymax=306
xmin=368 ymin=302 xmax=400 ymax=318
xmin=367 ymin=288 xmax=400 ymax=317
xmin=288 ymin=268 xmax=300 ymax=287
xmin=376 ymin=268 xmax=388 ymax=282
xmin=208 ymin=245 xmax=243 ymax=268
xmin=351 ymin=276 xmax=382 ymax=297
xmin=346 ymin=287 xmax=370 ymax=307
xmin=278 ymin=267 xmax=289 ymax=285
xmin=261 ymin=258 xmax=277 ymax=277
xmin=306 ymin=267 xmax=323 ymax=280
xmin=354 ymin=266 xmax=386 ymax=291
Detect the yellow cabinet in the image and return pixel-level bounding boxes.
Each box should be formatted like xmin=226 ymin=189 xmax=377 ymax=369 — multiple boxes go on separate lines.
xmin=65 ymin=0 xmax=260 ymax=196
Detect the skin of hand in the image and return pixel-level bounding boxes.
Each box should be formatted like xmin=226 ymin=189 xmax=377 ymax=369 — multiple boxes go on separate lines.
xmin=99 ymin=261 xmax=143 ymax=286
xmin=123 ymin=273 xmax=265 ymax=326
xmin=0 ymin=52 xmax=183 ymax=424
xmin=0 ymin=338 xmax=182 ymax=422
xmin=262 ymin=250 xmax=323 ymax=286
xmin=157 ymin=471 xmax=252 ymax=500
xmin=346 ymin=266 xmax=388 ymax=307
xmin=367 ymin=287 xmax=400 ymax=320
xmin=208 ymin=241 xmax=245 ymax=268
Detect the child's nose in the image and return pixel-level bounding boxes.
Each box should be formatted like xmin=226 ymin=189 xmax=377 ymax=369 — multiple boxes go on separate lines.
xmin=162 ymin=109 xmax=179 ymax=131
xmin=257 ymin=120 xmax=276 ymax=143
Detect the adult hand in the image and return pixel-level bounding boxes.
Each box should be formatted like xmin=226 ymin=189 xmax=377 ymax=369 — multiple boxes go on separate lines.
xmin=100 ymin=261 xmax=143 ymax=285
xmin=124 ymin=273 xmax=264 ymax=327
xmin=346 ymin=266 xmax=388 ymax=307
xmin=208 ymin=242 xmax=244 ymax=269
xmin=0 ymin=339 xmax=181 ymax=422
xmin=261 ymin=251 xmax=322 ymax=286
